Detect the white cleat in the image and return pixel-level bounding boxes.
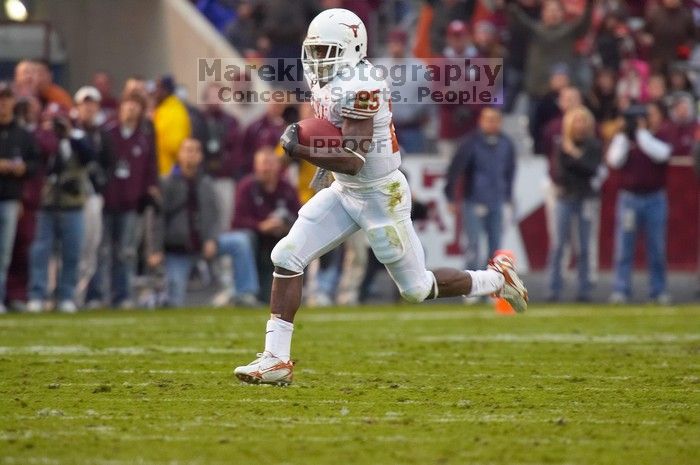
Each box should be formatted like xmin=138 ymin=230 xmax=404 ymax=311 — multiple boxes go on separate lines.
xmin=58 ymin=300 xmax=78 ymax=314
xmin=26 ymin=300 xmax=44 ymax=314
xmin=489 ymin=254 xmax=528 ymax=313
xmin=211 ymin=288 xmax=232 ymax=308
xmin=234 ymin=352 xmax=294 ymax=386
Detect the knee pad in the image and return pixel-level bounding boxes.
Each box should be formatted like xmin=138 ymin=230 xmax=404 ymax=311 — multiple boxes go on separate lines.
xmin=270 ymin=236 xmax=305 ymax=273
xmin=366 ymin=224 xmax=405 ymax=264
xmin=399 ymin=271 xmax=436 ymax=304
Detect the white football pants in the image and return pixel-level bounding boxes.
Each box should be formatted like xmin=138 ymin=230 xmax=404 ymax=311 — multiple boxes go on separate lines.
xmin=271 ymin=170 xmax=435 ymax=303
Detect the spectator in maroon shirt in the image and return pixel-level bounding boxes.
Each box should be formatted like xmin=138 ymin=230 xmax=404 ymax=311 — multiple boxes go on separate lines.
xmin=200 ymin=83 xmax=241 ymax=231
xmin=92 ymin=71 xmax=119 ymax=120
xmin=236 ymin=99 xmax=286 ymax=180
xmin=199 ymin=83 xmax=244 ymax=305
xmin=607 ymin=102 xmax=673 ymax=304
xmin=86 ymin=92 xmax=158 ymax=308
xmin=232 ymin=146 xmax=300 ymax=301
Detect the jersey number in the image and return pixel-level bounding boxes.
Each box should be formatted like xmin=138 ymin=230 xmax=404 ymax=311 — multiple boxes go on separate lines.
xmin=354 ymin=90 xmax=400 ymax=153
xmin=354 ymin=89 xmax=380 ymax=111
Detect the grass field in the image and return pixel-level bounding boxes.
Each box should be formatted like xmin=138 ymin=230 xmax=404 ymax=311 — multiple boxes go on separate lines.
xmin=1 ymin=303 xmax=699 ymax=465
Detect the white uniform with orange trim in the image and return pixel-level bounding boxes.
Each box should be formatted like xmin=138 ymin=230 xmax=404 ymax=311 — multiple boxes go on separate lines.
xmin=308 ymin=60 xmax=401 ymax=188
xmin=271 ymin=61 xmax=436 ymax=303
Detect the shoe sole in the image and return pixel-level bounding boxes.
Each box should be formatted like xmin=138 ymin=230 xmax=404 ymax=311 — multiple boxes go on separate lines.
xmin=502 ymin=288 xmax=527 ymax=313
xmin=500 ymin=268 xmax=528 ymax=313
xmin=234 ymin=372 xmax=292 ymax=386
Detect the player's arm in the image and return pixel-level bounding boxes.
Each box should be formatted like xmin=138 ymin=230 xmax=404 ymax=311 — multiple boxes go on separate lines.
xmin=280 ymin=117 xmax=371 ymax=175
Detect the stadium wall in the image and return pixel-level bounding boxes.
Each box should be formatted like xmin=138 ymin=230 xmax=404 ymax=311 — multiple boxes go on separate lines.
xmin=31 ymin=0 xmax=263 ymax=123
xmin=32 ymin=0 xmax=169 ymax=94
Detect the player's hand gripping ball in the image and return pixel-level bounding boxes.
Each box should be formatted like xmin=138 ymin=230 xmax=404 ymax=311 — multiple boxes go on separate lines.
xmin=280 ymin=123 xmax=300 ymax=157
xmin=281 ymin=118 xmax=344 ymax=158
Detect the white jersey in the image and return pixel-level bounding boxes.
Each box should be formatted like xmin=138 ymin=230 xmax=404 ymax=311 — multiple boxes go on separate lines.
xmin=309 ymin=60 xmax=401 ymax=188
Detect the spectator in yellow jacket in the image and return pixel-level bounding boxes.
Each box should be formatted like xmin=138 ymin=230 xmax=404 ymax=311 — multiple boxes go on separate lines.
xmin=153 ymin=76 xmax=191 ymax=176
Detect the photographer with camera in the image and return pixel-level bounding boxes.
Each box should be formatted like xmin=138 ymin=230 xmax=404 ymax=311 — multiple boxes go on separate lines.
xmin=0 ymin=82 xmax=39 ymax=313
xmin=607 ymin=102 xmax=673 ymax=304
xmin=27 ymin=104 xmax=95 ymax=313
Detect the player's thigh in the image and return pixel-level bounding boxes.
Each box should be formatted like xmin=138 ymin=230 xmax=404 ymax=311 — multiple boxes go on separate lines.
xmin=359 ymin=172 xmax=414 ymax=266
xmin=271 ymin=188 xmax=360 ymax=273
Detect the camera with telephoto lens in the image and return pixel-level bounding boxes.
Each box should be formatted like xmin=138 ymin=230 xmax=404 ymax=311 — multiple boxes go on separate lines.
xmin=622 ymin=104 xmax=648 ymax=140
xmin=52 ymin=115 xmax=70 ymax=138
xmin=46 ymin=115 xmax=83 ymax=197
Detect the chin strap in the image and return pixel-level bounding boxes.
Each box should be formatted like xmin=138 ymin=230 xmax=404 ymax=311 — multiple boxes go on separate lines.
xmin=272 ymin=270 xmax=304 ymax=279
xmin=343 ymin=146 xmax=366 ymax=163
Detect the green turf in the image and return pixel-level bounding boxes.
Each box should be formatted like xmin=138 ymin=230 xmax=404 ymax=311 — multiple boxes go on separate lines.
xmin=1 ymin=304 xmax=699 ymax=465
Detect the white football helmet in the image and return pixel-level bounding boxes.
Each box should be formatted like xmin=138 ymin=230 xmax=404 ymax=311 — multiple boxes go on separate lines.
xmin=302 ymin=8 xmax=368 ymax=84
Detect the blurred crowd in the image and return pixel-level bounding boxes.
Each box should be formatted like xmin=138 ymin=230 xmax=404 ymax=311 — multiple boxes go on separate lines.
xmin=0 ymin=0 xmax=699 ymax=313
xmin=1 ymin=59 xmax=310 ymax=313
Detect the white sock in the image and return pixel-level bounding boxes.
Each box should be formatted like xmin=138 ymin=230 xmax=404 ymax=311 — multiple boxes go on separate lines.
xmin=264 ymin=317 xmax=294 ymax=362
xmin=466 ymin=269 xmax=504 ymax=296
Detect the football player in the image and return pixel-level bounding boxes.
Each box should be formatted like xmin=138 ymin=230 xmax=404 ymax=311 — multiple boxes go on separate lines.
xmin=234 ymin=8 xmax=528 ymax=385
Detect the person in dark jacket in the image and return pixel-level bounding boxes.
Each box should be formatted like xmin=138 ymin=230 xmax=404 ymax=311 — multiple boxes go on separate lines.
xmin=72 ymin=86 xmax=115 ymax=307
xmin=150 ymin=138 xmax=219 ymax=307
xmin=0 ymin=82 xmax=39 ymax=312
xmin=27 ymin=104 xmax=95 ymax=313
xmin=547 ymin=107 xmax=602 ymax=302
xmin=444 ymin=107 xmax=516 ymax=270
xmin=607 ymin=102 xmax=673 ymax=304
xmin=87 ymin=92 xmax=158 ymax=308
xmin=6 ymin=95 xmax=43 ymax=310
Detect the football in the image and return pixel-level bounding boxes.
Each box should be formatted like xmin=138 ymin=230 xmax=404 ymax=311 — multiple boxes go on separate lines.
xmin=297 ymin=117 xmax=343 ymax=148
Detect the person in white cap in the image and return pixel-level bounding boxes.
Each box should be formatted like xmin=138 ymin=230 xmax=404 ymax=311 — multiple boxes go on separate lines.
xmin=71 ymin=86 xmax=114 ymax=309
